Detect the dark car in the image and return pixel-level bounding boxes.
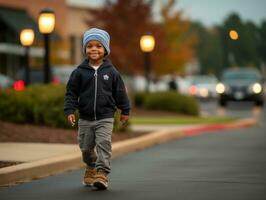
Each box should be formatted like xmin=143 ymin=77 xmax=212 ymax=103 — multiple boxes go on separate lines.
xmin=216 ymin=68 xmax=265 ymax=106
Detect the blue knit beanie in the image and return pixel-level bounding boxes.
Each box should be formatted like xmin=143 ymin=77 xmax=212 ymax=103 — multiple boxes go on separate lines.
xmin=82 ymin=28 xmax=110 ymax=56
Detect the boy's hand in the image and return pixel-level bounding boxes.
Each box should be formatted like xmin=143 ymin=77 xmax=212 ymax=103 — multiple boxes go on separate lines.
xmin=67 ymin=114 xmax=76 ymax=127
xmin=120 ymin=115 xmax=129 ymax=125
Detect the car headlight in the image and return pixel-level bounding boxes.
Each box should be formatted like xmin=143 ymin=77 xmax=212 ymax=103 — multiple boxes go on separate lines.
xmin=199 ymin=88 xmax=209 ymax=97
xmin=216 ymin=83 xmax=225 ymax=94
xmin=250 ymin=83 xmax=262 ymax=94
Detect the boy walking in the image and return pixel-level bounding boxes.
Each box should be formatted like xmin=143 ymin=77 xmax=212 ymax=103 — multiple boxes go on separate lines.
xmin=64 ymin=28 xmax=130 ymax=190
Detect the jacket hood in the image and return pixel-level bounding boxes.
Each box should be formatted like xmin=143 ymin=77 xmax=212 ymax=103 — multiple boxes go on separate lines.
xmin=77 ymin=58 xmax=113 ymax=70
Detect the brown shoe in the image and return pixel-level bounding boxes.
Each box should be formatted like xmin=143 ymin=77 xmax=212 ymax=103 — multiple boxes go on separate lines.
xmin=93 ymin=169 xmax=108 ymax=190
xmin=83 ymin=167 xmax=96 ymax=186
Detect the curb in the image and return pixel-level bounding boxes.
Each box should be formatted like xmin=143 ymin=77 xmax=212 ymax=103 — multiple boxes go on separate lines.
xmin=0 ymin=118 xmax=257 ymax=186
xmin=183 ymin=118 xmax=257 ymax=137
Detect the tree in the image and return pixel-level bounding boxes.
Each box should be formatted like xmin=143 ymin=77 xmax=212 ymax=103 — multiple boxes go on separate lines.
xmin=245 ymin=22 xmax=260 ymax=67
xmin=154 ymin=0 xmax=196 ymax=75
xmin=220 ymin=13 xmax=260 ymax=69
xmin=258 ymin=21 xmax=266 ymax=64
xmin=85 ymin=0 xmax=196 ymax=76
xmin=191 ymin=22 xmax=223 ymax=77
xmin=258 ymin=21 xmax=266 ymax=77
xmin=86 ymin=0 xmax=156 ymax=74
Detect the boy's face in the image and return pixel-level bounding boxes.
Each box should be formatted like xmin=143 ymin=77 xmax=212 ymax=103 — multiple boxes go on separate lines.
xmin=85 ymin=40 xmax=105 ymax=63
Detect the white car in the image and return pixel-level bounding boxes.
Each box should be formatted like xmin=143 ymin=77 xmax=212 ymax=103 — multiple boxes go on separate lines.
xmin=188 ymin=75 xmax=218 ymax=99
xmin=0 ymin=73 xmax=14 ymax=90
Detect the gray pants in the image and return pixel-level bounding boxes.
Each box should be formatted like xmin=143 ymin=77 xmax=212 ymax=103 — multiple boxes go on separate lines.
xmin=78 ymin=118 xmax=114 ymax=173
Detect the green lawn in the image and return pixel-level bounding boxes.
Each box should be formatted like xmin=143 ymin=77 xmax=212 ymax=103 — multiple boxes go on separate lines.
xmin=130 ymin=116 xmax=238 ymax=125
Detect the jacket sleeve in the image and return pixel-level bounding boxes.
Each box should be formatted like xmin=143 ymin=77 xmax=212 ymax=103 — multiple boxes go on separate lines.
xmin=64 ymin=69 xmax=80 ymax=116
xmin=112 ymin=72 xmax=131 ymax=115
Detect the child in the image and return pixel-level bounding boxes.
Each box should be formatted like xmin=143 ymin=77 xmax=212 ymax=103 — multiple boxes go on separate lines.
xmin=64 ymin=28 xmax=130 ymax=190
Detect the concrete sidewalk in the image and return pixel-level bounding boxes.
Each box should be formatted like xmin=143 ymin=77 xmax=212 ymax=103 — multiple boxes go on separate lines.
xmin=0 ymin=143 xmax=79 ymax=162
xmin=0 ymin=118 xmax=257 ymax=186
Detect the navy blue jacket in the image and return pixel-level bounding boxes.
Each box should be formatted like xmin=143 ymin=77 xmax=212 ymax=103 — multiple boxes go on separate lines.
xmin=64 ymin=58 xmax=130 ymax=121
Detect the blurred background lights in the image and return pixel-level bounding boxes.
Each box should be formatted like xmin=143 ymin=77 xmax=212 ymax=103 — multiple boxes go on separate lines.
xmin=38 ymin=12 xmax=55 ymax=34
xmin=229 ymin=30 xmax=239 ymax=40
xmin=216 ymin=83 xmax=225 ymax=94
xmin=140 ymin=35 xmax=155 ymax=52
xmin=252 ymin=83 xmax=262 ymax=94
xmin=20 ymin=29 xmax=34 ymax=47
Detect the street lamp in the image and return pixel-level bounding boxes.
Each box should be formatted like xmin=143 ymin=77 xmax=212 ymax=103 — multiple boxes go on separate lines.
xmin=20 ymin=28 xmax=34 ymax=85
xmin=140 ymin=34 xmax=155 ymax=92
xmin=38 ymin=8 xmax=55 ymax=83
xmin=228 ymin=29 xmax=239 ymax=66
xmin=229 ymin=30 xmax=239 ymax=40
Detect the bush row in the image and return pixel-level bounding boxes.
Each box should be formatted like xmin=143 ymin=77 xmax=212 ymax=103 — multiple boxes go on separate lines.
xmin=0 ymin=85 xmax=128 ymax=132
xmin=0 ymin=86 xmax=199 ymax=131
xmin=134 ymin=92 xmax=199 ymax=116
xmin=0 ymin=85 xmax=67 ymax=127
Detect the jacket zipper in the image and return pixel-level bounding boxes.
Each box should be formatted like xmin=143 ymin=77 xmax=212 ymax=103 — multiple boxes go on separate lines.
xmin=94 ymin=69 xmax=98 ymax=120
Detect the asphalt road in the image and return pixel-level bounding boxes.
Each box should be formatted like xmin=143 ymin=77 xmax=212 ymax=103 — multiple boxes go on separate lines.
xmin=1 ymin=100 xmax=266 ymax=199
xmin=1 ymin=111 xmax=266 ymax=199
xmin=199 ymin=99 xmax=265 ymax=120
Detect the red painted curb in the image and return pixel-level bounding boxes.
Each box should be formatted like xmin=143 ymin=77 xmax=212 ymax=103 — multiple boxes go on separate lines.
xmin=183 ymin=122 xmax=253 ymax=137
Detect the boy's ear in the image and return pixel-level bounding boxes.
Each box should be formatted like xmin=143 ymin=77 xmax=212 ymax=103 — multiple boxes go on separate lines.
xmin=103 ymin=46 xmax=109 ymax=56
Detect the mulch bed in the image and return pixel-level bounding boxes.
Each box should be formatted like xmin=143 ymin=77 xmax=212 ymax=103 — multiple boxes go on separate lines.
xmin=0 ymin=108 xmax=181 ymax=168
xmin=0 ymin=121 xmax=147 ymax=144
xmin=0 ymin=108 xmax=180 ymax=144
xmin=0 ymin=121 xmax=148 ymax=169
xmin=0 ymin=161 xmax=24 ymax=168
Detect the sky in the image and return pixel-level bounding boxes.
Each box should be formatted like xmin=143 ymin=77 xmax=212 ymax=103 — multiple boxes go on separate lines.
xmin=67 ymin=0 xmax=266 ymax=27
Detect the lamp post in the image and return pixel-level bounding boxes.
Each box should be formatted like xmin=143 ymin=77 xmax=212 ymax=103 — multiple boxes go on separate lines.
xmin=228 ymin=29 xmax=239 ymax=67
xmin=38 ymin=8 xmax=55 ymax=83
xmin=140 ymin=34 xmax=155 ymax=92
xmin=20 ymin=28 xmax=34 ymax=85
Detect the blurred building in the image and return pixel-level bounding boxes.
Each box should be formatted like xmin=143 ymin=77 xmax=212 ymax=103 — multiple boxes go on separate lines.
xmin=0 ymin=0 xmax=92 ymax=77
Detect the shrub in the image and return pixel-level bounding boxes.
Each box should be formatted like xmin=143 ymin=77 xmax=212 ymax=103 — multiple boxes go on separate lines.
xmin=134 ymin=91 xmax=199 ymax=116
xmin=134 ymin=92 xmax=147 ymax=107
xmin=0 ymin=85 xmax=128 ymax=131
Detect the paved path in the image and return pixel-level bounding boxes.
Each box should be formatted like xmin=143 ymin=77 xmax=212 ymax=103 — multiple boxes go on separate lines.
xmin=1 ymin=124 xmax=266 ymax=200
xmin=0 ymin=143 xmax=78 ymax=162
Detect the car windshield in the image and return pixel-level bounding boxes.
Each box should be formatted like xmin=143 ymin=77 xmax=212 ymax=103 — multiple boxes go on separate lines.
xmin=223 ymin=70 xmax=261 ymax=81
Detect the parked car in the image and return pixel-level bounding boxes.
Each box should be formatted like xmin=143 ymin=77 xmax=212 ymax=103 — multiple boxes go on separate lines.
xmin=52 ymin=66 xmax=75 ymax=84
xmin=187 ymin=75 xmax=218 ymax=99
xmin=0 ymin=73 xmax=14 ymax=90
xmin=216 ymin=68 xmax=265 ymax=106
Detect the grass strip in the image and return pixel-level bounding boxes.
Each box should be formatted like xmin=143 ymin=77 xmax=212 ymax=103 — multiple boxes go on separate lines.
xmin=131 ymin=116 xmax=238 ymax=125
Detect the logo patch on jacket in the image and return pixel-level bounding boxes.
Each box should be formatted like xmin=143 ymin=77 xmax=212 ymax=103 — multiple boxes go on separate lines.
xmin=103 ymin=74 xmax=109 ymax=80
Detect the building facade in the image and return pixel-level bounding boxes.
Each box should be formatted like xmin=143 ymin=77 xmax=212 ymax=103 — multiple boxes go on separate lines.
xmin=0 ymin=0 xmax=92 ymax=78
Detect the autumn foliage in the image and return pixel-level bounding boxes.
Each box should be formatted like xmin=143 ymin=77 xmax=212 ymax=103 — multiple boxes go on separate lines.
xmin=155 ymin=0 xmax=197 ymax=75
xmin=86 ymin=0 xmax=196 ymax=75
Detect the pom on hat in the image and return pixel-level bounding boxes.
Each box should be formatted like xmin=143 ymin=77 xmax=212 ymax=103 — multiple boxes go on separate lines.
xmin=82 ymin=28 xmax=110 ymax=56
